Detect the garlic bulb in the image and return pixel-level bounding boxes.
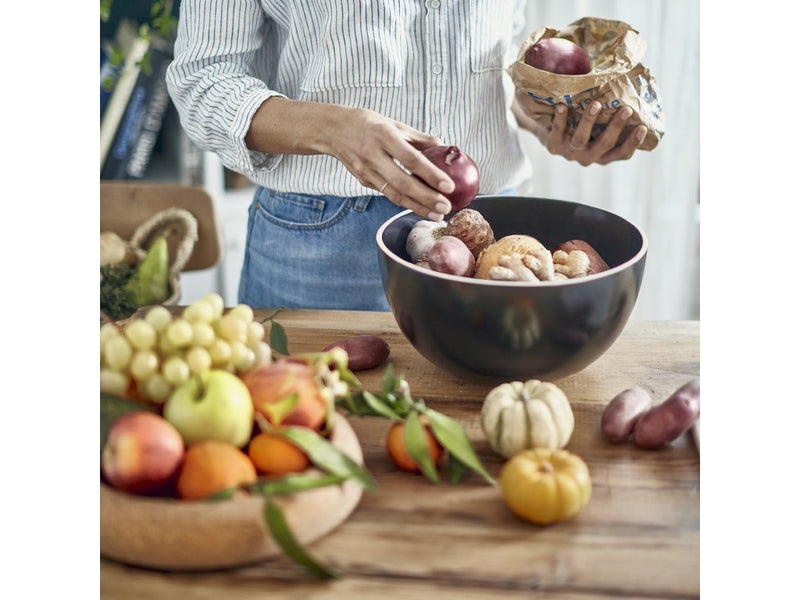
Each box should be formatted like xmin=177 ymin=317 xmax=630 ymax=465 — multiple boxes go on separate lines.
xmin=405 ymin=220 xmax=446 ymax=262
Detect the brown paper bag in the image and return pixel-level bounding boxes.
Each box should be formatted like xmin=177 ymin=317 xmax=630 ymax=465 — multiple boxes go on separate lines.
xmin=508 ymin=17 xmax=666 ymax=151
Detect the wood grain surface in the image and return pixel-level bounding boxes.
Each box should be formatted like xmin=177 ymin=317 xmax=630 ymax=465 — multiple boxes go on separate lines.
xmin=101 ymin=311 xmax=700 ymax=600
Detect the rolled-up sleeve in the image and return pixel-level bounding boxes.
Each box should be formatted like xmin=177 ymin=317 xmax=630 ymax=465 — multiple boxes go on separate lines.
xmin=165 ymin=0 xmax=285 ymax=175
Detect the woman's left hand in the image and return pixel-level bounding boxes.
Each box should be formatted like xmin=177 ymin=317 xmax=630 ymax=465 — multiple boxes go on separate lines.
xmin=514 ymin=100 xmax=648 ymax=166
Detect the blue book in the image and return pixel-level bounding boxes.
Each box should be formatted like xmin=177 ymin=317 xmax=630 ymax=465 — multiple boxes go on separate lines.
xmin=101 ymin=37 xmax=173 ymax=180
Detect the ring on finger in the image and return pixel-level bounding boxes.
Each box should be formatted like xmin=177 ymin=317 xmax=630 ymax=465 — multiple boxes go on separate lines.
xmin=379 ymin=182 xmax=389 ymax=194
xmin=568 ymin=140 xmax=587 ymax=151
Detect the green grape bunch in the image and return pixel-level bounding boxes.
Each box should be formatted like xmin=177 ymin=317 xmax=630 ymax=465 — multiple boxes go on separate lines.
xmin=100 ymin=294 xmax=272 ymax=402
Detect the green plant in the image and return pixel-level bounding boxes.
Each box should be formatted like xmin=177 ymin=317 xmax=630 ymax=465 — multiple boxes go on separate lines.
xmin=101 ymin=0 xmax=177 ymax=88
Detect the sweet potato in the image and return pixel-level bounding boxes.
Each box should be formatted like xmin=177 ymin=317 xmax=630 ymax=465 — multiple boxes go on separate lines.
xmin=632 ymin=379 xmax=700 ymax=449
xmin=601 ymin=387 xmax=652 ymax=443
xmin=323 ymin=335 xmax=390 ymax=371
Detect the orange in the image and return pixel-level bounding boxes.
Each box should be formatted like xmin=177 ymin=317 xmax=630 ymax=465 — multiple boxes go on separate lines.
xmin=177 ymin=439 xmax=257 ymax=500
xmin=248 ymin=431 xmax=311 ymax=475
xmin=385 ymin=420 xmax=444 ymax=473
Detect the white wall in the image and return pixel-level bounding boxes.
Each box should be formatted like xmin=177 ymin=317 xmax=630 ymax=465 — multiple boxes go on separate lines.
xmin=515 ymin=0 xmax=700 ymax=320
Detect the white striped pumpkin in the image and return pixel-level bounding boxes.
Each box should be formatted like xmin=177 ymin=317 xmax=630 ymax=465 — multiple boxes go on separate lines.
xmin=480 ymin=380 xmax=574 ymax=459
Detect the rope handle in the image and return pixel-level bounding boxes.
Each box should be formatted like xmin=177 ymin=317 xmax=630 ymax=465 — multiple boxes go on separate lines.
xmin=129 ymin=207 xmax=199 ymax=277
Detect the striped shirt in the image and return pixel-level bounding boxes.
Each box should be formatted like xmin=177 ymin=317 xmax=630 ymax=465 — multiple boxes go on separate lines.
xmin=166 ymin=0 xmax=533 ymax=197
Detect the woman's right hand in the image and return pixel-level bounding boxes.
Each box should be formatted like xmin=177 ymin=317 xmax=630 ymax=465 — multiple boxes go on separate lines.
xmin=246 ymin=98 xmax=456 ymax=220
xmin=327 ymin=106 xmax=455 ymax=220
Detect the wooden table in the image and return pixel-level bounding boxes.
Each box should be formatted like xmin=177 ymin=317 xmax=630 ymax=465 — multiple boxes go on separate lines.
xmin=101 ymin=310 xmax=700 ymax=599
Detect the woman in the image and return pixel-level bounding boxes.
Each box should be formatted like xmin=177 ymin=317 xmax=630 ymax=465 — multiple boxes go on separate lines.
xmin=166 ymin=1 xmax=645 ymax=310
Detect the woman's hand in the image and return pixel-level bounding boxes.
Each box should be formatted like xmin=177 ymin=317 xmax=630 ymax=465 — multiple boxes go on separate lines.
xmin=328 ymin=107 xmax=455 ymax=220
xmin=513 ymin=99 xmax=647 ymax=166
xmin=245 ymin=98 xmax=455 ymax=221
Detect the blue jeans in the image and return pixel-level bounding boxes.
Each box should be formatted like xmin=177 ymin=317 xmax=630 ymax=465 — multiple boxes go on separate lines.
xmin=237 ymin=187 xmax=404 ymax=311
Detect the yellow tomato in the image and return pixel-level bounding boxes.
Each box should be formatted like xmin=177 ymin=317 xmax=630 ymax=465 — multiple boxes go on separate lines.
xmin=499 ymin=448 xmax=592 ymax=525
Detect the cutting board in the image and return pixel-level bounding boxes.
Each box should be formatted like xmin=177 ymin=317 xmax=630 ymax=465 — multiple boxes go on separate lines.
xmin=100 ymin=413 xmax=364 ymax=571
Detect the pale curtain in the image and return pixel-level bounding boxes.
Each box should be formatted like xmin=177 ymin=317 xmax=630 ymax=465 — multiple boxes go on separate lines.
xmin=514 ymin=0 xmax=700 ymax=320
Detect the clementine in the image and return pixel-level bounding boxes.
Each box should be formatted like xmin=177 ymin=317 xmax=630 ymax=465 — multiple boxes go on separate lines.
xmin=248 ymin=431 xmax=311 ymax=475
xmin=385 ymin=420 xmax=444 ymax=473
xmin=177 ymin=439 xmax=257 ymax=500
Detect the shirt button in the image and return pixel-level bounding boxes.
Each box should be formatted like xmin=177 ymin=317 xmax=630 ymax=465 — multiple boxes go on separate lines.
xmin=432 ymin=64 xmax=442 ymax=75
xmin=430 ymin=127 xmax=441 ymax=137
xmin=429 ymin=0 xmax=440 ymax=8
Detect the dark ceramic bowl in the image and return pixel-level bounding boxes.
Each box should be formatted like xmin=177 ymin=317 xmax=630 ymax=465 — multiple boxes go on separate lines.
xmin=376 ymin=195 xmax=647 ymax=381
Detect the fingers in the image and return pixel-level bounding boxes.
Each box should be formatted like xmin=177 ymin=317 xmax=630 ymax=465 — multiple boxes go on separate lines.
xmin=546 ymin=104 xmax=569 ymax=154
xmin=595 ymin=125 xmax=647 ymax=165
xmin=568 ymin=101 xmax=602 ymax=152
xmin=580 ymin=105 xmax=634 ymax=162
xmin=550 ymin=103 xmax=645 ymax=166
xmin=369 ymin=123 xmax=455 ymax=219
xmin=394 ymin=129 xmax=455 ymax=197
xmin=367 ymin=157 xmax=452 ymax=220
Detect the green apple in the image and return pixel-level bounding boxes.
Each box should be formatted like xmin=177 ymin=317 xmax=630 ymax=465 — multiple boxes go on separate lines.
xmin=163 ymin=370 xmax=254 ymax=448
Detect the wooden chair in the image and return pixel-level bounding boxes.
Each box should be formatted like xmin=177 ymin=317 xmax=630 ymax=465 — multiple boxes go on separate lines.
xmin=100 ymin=181 xmax=223 ymax=304
xmin=101 ymin=180 xmax=222 ymax=270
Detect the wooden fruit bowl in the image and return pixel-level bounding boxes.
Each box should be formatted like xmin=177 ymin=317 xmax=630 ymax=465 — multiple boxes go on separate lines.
xmin=100 ymin=413 xmax=364 ymax=571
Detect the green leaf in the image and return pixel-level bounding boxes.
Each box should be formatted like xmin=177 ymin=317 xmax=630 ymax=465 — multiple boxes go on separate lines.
xmin=404 ymin=411 xmax=439 ymax=483
xmin=425 ymin=409 xmax=496 ymax=486
xmin=259 ymin=392 xmax=299 ymax=427
xmin=277 ymin=427 xmax=377 ymax=491
xmin=250 ymin=472 xmax=346 ymax=496
xmin=259 ymin=308 xmax=289 ymax=355
xmin=264 ymin=499 xmax=339 ymax=579
xmin=110 ymin=47 xmax=124 ymax=67
xmin=100 ymin=0 xmax=112 ymax=21
xmin=270 ymin=321 xmax=289 ymax=355
xmin=334 ymin=391 xmax=365 ymax=416
xmin=360 ymin=391 xmax=403 ymax=421
xmin=380 ymin=363 xmax=396 ymax=393
xmin=205 ymin=487 xmax=238 ymax=500
xmin=446 ymin=454 xmax=469 ymax=485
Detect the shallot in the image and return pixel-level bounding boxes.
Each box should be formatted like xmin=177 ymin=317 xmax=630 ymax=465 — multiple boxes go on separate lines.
xmin=427 ymin=236 xmax=475 ymax=277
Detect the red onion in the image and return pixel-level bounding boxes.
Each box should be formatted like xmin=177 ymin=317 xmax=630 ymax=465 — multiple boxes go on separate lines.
xmin=525 ymin=38 xmax=591 ymax=75
xmin=427 ymin=236 xmax=475 ymax=277
xmin=421 ymin=145 xmax=480 ymax=212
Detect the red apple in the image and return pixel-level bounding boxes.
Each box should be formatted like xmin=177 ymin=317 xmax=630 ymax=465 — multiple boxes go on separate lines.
xmin=242 ymin=359 xmax=328 ymax=430
xmin=101 ymin=411 xmax=185 ymax=495
xmin=525 ymin=38 xmax=591 ymax=75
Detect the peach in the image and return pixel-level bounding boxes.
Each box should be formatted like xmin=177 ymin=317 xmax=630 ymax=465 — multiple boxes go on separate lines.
xmin=101 ymin=411 xmax=185 ymax=495
xmin=242 ymin=359 xmax=328 ymax=430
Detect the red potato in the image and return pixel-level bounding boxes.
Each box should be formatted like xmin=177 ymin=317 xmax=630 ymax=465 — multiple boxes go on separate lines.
xmin=427 ymin=236 xmax=475 ymax=277
xmin=323 ymin=335 xmax=390 ymax=371
xmin=632 ymin=379 xmax=700 ymax=449
xmin=601 ymin=387 xmax=652 ymax=443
